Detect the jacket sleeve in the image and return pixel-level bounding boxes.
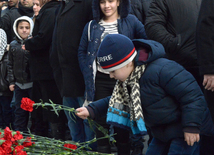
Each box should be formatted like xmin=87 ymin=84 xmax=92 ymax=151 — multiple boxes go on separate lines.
xmin=0 ymin=11 xmax=12 ymax=31
xmin=25 ymin=11 xmax=55 ymax=52
xmin=49 ymin=19 xmax=63 ymax=95
xmin=78 ymin=22 xmax=89 ymax=75
xmin=159 ymin=61 xmax=207 ymax=130
xmin=145 ymin=0 xmax=179 ymax=53
xmin=7 ymin=45 xmax=15 ymax=85
xmin=196 ymin=0 xmax=214 ymax=75
xmin=130 ymin=0 xmax=151 ymax=24
xmin=132 ymin=15 xmax=147 ymax=39
xmin=88 ymin=96 xmax=111 ymax=120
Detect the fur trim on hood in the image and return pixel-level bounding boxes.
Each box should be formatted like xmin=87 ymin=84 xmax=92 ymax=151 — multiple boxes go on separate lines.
xmin=13 ymin=16 xmax=34 ymax=41
xmin=92 ymin=0 xmax=130 ymax=22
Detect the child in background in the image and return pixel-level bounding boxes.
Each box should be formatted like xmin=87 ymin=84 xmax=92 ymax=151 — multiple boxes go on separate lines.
xmin=7 ymin=16 xmax=34 ymax=132
xmin=0 ymin=29 xmax=13 ymax=129
xmin=76 ymin=34 xmax=214 ymax=155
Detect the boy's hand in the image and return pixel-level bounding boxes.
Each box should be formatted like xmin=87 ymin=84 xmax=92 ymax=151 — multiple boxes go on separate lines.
xmin=75 ymin=107 xmax=89 ymax=119
xmin=22 ymin=45 xmax=26 ymax=50
xmin=9 ymin=84 xmax=15 ymax=91
xmin=203 ymin=74 xmax=214 ymax=91
xmin=184 ymin=132 xmax=200 ymax=146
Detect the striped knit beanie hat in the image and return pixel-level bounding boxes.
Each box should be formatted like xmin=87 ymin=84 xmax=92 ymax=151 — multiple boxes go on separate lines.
xmin=97 ymin=34 xmax=137 ymax=72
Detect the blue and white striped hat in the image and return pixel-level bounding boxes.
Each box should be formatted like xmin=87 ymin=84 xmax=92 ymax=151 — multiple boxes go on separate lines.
xmin=97 ymin=34 xmax=137 ymax=72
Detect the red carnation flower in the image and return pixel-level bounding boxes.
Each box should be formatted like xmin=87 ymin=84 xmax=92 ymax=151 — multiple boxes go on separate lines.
xmin=17 ymin=150 xmax=27 ymax=155
xmin=0 ymin=147 xmax=6 ymax=155
xmin=3 ymin=127 xmax=12 ymax=140
xmin=1 ymin=140 xmax=12 ymax=153
xmin=21 ymin=98 xmax=35 ymax=112
xmin=64 ymin=143 xmax=77 ymax=151
xmin=13 ymin=145 xmax=24 ymax=155
xmin=23 ymin=137 xmax=34 ymax=147
xmin=13 ymin=131 xmax=23 ymax=141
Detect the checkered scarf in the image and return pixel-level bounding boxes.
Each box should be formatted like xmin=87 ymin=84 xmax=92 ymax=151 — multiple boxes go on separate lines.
xmin=0 ymin=29 xmax=7 ymax=61
xmin=106 ymin=65 xmax=147 ymax=135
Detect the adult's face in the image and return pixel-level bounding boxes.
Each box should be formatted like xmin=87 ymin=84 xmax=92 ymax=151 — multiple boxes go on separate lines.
xmin=33 ymin=0 xmax=41 ymax=16
xmin=20 ymin=0 xmax=33 ymax=7
xmin=8 ymin=0 xmax=18 ymax=7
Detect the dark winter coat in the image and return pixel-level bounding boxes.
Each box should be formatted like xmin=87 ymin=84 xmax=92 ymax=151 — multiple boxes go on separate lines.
xmin=0 ymin=51 xmax=13 ymax=96
xmin=25 ymin=0 xmax=60 ymax=81
xmin=130 ymin=0 xmax=151 ymax=24
xmin=196 ymin=0 xmax=214 ymax=75
xmin=7 ymin=38 xmax=31 ymax=85
xmin=87 ymin=39 xmax=214 ymax=142
xmin=0 ymin=3 xmax=33 ymax=43
xmin=145 ymin=0 xmax=201 ymax=69
xmin=78 ymin=0 xmax=147 ymax=102
xmin=50 ymin=0 xmax=93 ymax=97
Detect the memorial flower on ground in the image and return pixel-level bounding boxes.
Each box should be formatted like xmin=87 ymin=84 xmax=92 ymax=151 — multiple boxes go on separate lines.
xmin=19 ymin=97 xmax=115 ymax=155
xmin=0 ymin=127 xmax=34 ymax=155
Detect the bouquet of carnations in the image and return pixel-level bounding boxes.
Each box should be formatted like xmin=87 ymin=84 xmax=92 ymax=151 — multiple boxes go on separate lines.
xmin=4 ymin=97 xmax=114 ymax=155
xmin=0 ymin=127 xmax=33 ymax=154
xmin=0 ymin=126 xmax=111 ymax=154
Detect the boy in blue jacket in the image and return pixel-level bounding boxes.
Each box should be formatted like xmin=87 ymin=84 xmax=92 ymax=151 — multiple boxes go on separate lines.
xmin=76 ymin=34 xmax=214 ymax=155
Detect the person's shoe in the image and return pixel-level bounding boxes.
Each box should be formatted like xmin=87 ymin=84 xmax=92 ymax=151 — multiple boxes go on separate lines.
xmin=131 ymin=147 xmax=143 ymax=155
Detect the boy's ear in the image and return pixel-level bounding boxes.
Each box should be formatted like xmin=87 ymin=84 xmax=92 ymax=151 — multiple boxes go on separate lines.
xmin=127 ymin=61 xmax=134 ymax=67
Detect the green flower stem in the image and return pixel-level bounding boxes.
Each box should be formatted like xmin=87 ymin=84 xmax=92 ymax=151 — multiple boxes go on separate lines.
xmin=18 ymin=100 xmax=116 ymax=154
xmin=32 ymin=101 xmax=109 ymax=137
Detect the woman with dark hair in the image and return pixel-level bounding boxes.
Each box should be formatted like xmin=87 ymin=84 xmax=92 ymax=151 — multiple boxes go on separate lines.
xmin=32 ymin=0 xmax=41 ymax=22
xmin=22 ymin=0 xmax=66 ymax=140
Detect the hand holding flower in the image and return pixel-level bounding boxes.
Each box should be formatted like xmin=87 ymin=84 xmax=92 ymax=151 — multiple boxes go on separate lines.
xmin=76 ymin=107 xmax=89 ymax=119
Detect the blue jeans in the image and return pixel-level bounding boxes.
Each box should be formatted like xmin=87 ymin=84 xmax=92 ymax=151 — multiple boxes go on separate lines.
xmin=14 ymin=85 xmax=32 ymax=132
xmin=146 ymin=137 xmax=200 ymax=155
xmin=63 ymin=97 xmax=97 ymax=150
xmin=0 ymin=96 xmax=13 ymax=128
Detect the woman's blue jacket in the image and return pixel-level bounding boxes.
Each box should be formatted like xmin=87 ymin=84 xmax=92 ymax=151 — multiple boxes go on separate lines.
xmin=78 ymin=15 xmax=147 ymax=102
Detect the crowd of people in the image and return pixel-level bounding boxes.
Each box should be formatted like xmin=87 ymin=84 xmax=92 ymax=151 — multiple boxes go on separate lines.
xmin=0 ymin=0 xmax=213 ymax=154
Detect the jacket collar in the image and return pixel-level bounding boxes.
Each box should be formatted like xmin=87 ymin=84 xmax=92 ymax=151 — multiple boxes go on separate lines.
xmin=132 ymin=39 xmax=166 ymax=66
xmin=17 ymin=2 xmax=34 ymax=17
xmin=38 ymin=0 xmax=59 ymax=16
xmin=60 ymin=0 xmax=82 ymax=15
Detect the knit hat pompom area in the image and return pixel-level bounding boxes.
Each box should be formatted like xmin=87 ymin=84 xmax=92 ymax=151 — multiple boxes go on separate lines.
xmin=97 ymin=34 xmax=137 ymax=72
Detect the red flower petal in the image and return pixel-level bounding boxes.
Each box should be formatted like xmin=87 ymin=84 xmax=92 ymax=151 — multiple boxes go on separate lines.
xmin=20 ymin=98 xmax=35 ymax=112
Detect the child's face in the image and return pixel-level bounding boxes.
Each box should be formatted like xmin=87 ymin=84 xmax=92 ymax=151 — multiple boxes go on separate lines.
xmin=100 ymin=0 xmax=119 ymax=20
xmin=109 ymin=62 xmax=134 ymax=82
xmin=17 ymin=21 xmax=30 ymax=40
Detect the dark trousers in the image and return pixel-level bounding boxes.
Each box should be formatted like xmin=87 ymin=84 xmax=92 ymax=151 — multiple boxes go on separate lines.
xmin=185 ymin=67 xmax=214 ymax=155
xmin=95 ymin=72 xmax=130 ymax=153
xmin=0 ymin=96 xmax=13 ymax=128
xmin=146 ymin=138 xmax=200 ymax=155
xmin=200 ymin=89 xmax=214 ymax=155
xmin=31 ymin=80 xmax=66 ymax=139
xmin=14 ymin=85 xmax=32 ymax=132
